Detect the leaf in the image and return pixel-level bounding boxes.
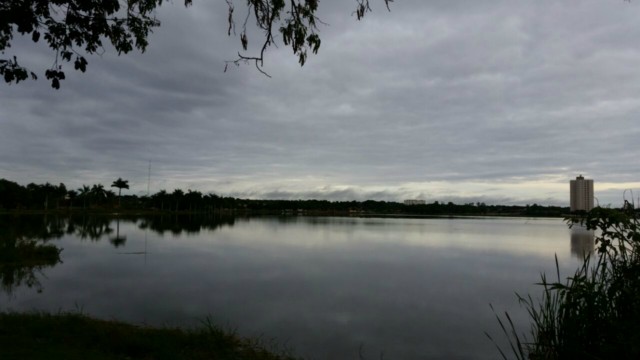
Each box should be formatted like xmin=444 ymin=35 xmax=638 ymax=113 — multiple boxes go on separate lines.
xmin=74 ymin=56 xmax=87 ymax=72
xmin=241 ymin=32 xmax=248 ymax=51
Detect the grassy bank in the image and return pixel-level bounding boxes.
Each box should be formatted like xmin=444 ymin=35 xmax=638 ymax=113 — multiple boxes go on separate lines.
xmin=0 ymin=312 xmax=300 ymax=360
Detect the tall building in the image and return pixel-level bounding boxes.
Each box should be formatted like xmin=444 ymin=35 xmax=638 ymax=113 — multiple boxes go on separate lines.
xmin=570 ymin=175 xmax=594 ymax=212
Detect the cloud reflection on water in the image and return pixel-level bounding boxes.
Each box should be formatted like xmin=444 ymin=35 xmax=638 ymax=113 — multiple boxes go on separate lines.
xmin=0 ymin=215 xmax=584 ymax=360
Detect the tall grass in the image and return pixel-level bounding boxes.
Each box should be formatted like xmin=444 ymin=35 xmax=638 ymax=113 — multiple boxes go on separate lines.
xmin=489 ymin=207 xmax=640 ymax=359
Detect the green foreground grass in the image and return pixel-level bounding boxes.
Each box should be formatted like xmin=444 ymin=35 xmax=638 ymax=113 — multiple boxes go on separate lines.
xmin=0 ymin=312 xmax=300 ymax=360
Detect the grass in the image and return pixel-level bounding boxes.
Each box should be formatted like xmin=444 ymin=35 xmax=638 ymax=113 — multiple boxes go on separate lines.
xmin=0 ymin=311 xmax=301 ymax=360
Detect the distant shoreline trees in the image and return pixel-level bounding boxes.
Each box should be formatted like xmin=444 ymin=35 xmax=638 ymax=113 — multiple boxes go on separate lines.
xmin=0 ymin=178 xmax=569 ymax=217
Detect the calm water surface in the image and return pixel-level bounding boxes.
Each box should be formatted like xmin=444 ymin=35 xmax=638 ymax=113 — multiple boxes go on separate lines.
xmin=0 ymin=215 xmax=593 ymax=359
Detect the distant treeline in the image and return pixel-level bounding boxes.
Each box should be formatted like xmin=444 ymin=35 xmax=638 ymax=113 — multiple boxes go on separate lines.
xmin=0 ymin=178 xmax=569 ymax=217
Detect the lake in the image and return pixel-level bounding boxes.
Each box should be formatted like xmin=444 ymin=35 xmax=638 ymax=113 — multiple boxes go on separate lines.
xmin=0 ymin=215 xmax=593 ymax=359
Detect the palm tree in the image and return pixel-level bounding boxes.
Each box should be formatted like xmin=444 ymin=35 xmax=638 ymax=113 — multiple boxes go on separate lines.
xmin=153 ymin=189 xmax=168 ymax=211
xmin=67 ymin=189 xmax=77 ymax=210
xmin=78 ymin=185 xmax=91 ymax=209
xmin=172 ymin=189 xmax=184 ymax=212
xmin=90 ymin=184 xmax=108 ymax=206
xmin=110 ymin=178 xmax=129 ymax=207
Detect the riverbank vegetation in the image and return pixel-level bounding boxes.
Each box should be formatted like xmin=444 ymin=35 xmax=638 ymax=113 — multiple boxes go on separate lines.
xmin=0 ymin=236 xmax=62 ymax=295
xmin=491 ymin=206 xmax=640 ymax=359
xmin=0 ymin=311 xmax=300 ymax=360
xmin=1 ymin=178 xmax=568 ymax=217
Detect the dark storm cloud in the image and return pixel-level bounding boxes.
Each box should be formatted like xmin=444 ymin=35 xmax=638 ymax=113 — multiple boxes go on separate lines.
xmin=1 ymin=0 xmax=640 ymax=205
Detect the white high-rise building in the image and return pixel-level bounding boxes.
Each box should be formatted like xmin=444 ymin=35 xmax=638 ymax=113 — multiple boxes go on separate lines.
xmin=570 ymin=175 xmax=594 ymax=212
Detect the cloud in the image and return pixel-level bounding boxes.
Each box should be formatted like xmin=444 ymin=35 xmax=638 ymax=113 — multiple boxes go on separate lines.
xmin=1 ymin=0 xmax=639 ymax=206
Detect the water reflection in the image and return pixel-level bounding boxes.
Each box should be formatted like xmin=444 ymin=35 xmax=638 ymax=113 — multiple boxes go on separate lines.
xmin=140 ymin=214 xmax=236 ymax=235
xmin=0 ymin=214 xmax=237 ymax=295
xmin=109 ymin=218 xmax=127 ymax=248
xmin=0 ymin=214 xmax=237 ymax=244
xmin=571 ymin=226 xmax=595 ymax=259
xmin=0 ymin=215 xmax=584 ymax=359
xmin=0 ymin=240 xmax=62 ymax=295
xmin=0 ymin=215 xmax=68 ymax=241
xmin=76 ymin=216 xmax=113 ymax=241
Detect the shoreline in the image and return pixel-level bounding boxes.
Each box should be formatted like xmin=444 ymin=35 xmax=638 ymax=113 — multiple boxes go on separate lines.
xmin=0 ymin=208 xmax=569 ymax=218
xmin=0 ymin=311 xmax=300 ymax=360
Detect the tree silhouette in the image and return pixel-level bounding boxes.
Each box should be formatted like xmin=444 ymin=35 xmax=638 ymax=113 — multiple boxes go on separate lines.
xmin=172 ymin=189 xmax=185 ymax=212
xmin=185 ymin=190 xmax=203 ymax=212
xmin=152 ymin=189 xmax=169 ymax=211
xmin=90 ymin=184 xmax=108 ymax=206
xmin=78 ymin=185 xmax=91 ymax=209
xmin=1 ymin=0 xmax=390 ymax=88
xmin=67 ymin=189 xmax=77 ymax=210
xmin=111 ymin=178 xmax=130 ymax=207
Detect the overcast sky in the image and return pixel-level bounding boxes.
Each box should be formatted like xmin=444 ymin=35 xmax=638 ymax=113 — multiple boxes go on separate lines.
xmin=2 ymin=0 xmax=640 ymax=206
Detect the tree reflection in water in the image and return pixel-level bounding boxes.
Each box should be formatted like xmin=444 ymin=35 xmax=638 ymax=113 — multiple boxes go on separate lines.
xmin=0 ymin=217 xmax=63 ymax=295
xmin=138 ymin=214 xmax=236 ymax=235
xmin=0 ymin=213 xmax=238 ymax=294
xmin=109 ymin=217 xmax=127 ymax=248
xmin=0 ymin=242 xmax=62 ymax=295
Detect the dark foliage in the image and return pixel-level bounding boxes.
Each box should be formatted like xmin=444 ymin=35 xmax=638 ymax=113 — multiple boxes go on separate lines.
xmin=1 ymin=177 xmax=568 ymax=216
xmin=1 ymin=0 xmax=392 ymax=88
xmin=490 ymin=206 xmax=640 ymax=359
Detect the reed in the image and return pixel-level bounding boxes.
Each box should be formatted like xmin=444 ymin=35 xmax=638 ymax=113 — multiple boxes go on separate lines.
xmin=489 ymin=207 xmax=640 ymax=359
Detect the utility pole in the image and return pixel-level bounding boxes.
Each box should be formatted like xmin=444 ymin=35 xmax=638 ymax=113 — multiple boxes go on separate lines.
xmin=147 ymin=160 xmax=151 ymax=197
